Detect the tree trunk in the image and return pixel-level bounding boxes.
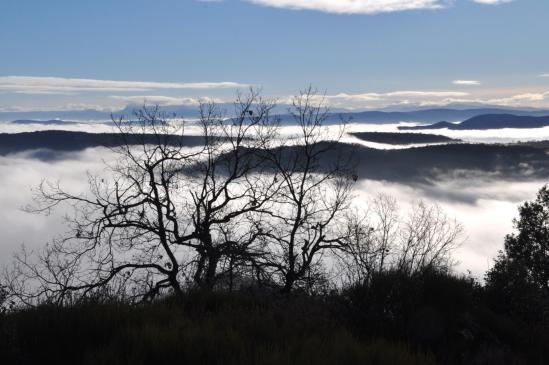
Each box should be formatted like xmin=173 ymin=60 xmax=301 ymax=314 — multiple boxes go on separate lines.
xmin=282 ymin=272 xmax=295 ymax=293
xmin=203 ymin=251 xmax=220 ymax=290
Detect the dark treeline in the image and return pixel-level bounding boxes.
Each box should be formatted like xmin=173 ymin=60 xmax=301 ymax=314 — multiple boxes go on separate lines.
xmin=0 ymin=129 xmax=207 ymax=156
xmin=262 ymin=142 xmax=549 ymax=183
xmin=350 ymin=131 xmax=459 ymax=145
xmin=1 ymin=90 xmax=548 ymax=364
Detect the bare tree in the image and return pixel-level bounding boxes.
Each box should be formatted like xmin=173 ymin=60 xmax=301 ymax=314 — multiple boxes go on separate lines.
xmin=256 ymin=87 xmax=357 ymax=292
xmin=5 ymin=107 xmax=198 ymax=304
xmin=337 ymin=195 xmax=399 ymax=285
xmin=0 ymin=283 xmax=9 ymax=313
xmin=3 ymin=90 xmax=281 ymax=304
xmin=336 ymin=195 xmax=463 ymax=285
xmin=182 ymin=91 xmax=282 ymax=290
xmin=396 ymin=201 xmax=463 ymax=274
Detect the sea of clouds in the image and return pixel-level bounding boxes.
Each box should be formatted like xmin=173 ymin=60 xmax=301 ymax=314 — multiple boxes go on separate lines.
xmin=1 ymin=121 xmax=548 ymax=279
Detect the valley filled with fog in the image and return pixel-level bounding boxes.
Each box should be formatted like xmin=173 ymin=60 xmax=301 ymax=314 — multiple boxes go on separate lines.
xmin=2 ymin=119 xmax=548 ymax=278
xmin=4 ymin=119 xmax=549 ymax=145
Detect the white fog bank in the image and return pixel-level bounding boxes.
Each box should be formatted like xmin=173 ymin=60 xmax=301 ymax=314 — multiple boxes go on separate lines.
xmin=4 ymin=120 xmax=549 ymax=144
xmin=0 ymin=147 xmax=543 ymax=279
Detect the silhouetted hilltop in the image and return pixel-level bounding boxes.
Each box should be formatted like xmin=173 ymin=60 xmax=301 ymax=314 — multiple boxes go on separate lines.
xmin=262 ymin=142 xmax=549 ymax=183
xmin=350 ymin=132 xmax=459 ymax=145
xmin=398 ymin=121 xmax=456 ymax=130
xmin=0 ymin=130 xmax=206 ymax=155
xmin=515 ymin=140 xmax=549 ymax=149
xmin=399 ymin=114 xmax=549 ymax=130
xmin=350 ymin=142 xmax=549 ymax=182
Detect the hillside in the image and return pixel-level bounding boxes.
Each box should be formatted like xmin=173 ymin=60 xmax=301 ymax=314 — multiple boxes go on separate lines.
xmin=0 ymin=130 xmax=206 ymax=156
xmin=350 ymin=132 xmax=459 ymax=145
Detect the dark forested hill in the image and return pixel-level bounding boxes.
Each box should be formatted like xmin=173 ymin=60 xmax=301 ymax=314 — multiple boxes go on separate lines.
xmin=350 ymin=132 xmax=459 ymax=145
xmin=0 ymin=130 xmax=206 ymax=156
xmin=350 ymin=143 xmax=549 ymax=182
xmin=266 ymin=142 xmax=549 ymax=183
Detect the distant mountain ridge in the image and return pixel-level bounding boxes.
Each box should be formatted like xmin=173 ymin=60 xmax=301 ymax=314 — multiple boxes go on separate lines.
xmin=332 ymin=109 xmax=549 ymax=124
xmin=398 ymin=114 xmax=549 ymax=131
xmin=3 ymin=107 xmax=549 ymax=124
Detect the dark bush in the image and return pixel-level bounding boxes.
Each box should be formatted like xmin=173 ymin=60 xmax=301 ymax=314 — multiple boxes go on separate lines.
xmin=0 ymin=291 xmax=436 ymax=365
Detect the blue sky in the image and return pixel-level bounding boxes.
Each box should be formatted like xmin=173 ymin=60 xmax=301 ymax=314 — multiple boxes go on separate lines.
xmin=1 ymin=0 xmax=548 ymax=111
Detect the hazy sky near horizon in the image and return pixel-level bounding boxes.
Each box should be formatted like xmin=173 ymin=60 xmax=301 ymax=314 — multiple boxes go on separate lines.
xmin=1 ymin=0 xmax=549 ymax=111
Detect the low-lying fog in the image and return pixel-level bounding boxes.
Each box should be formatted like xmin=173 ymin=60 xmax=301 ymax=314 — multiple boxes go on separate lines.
xmin=342 ymin=122 xmax=549 ymax=147
xmin=3 ymin=120 xmax=549 ymax=149
xmin=0 ymin=143 xmax=544 ymax=278
xmin=2 ymin=120 xmax=548 ymax=278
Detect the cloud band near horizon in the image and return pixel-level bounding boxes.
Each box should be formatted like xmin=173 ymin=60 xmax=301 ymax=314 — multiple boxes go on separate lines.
xmin=0 ymin=76 xmax=250 ymax=95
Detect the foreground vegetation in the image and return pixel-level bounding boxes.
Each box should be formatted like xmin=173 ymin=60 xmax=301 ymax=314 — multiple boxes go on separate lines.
xmin=1 ymin=268 xmax=548 ymax=365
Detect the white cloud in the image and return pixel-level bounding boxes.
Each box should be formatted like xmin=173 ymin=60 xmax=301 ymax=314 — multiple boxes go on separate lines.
xmin=282 ymin=88 xmax=549 ymax=110
xmin=384 ymin=90 xmax=468 ymax=97
xmin=275 ymin=90 xmax=470 ymax=109
xmin=415 ymin=91 xmax=549 ymax=108
xmin=0 ymin=103 xmax=119 ymax=113
xmin=453 ymin=80 xmax=481 ymax=86
xmin=109 ymin=95 xmax=200 ymax=106
xmin=247 ymin=0 xmax=449 ymax=14
xmin=109 ymin=95 xmax=227 ymax=106
xmin=246 ymin=0 xmax=517 ymax=14
xmin=293 ymin=90 xmax=470 ymax=110
xmin=486 ymin=92 xmax=549 ymax=106
xmin=0 ymin=76 xmax=249 ymax=94
xmin=540 ymin=74 xmax=549 ymax=78
xmin=14 ymin=90 xmax=77 ymax=95
xmin=326 ymin=90 xmax=467 ymax=100
xmin=471 ymin=0 xmax=513 ymax=4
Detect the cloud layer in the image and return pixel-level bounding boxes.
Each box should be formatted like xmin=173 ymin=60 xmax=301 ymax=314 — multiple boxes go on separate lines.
xmin=453 ymin=80 xmax=481 ymax=86
xmin=0 ymin=76 xmax=249 ymax=95
xmin=248 ymin=0 xmax=448 ymax=14
xmin=311 ymin=89 xmax=549 ymax=110
xmin=246 ymin=0 xmax=514 ymax=14
xmin=471 ymin=0 xmax=513 ymax=4
xmin=0 ymin=142 xmax=541 ymax=278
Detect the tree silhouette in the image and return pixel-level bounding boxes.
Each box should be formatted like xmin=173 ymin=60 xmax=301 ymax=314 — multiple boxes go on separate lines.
xmin=3 ymin=91 xmax=282 ymax=304
xmin=254 ymin=87 xmax=357 ymax=292
xmin=488 ymin=186 xmax=549 ymax=293
xmin=486 ymin=185 xmax=549 ymax=321
xmin=182 ymin=92 xmax=281 ymax=290
xmin=336 ymin=195 xmax=463 ymax=286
